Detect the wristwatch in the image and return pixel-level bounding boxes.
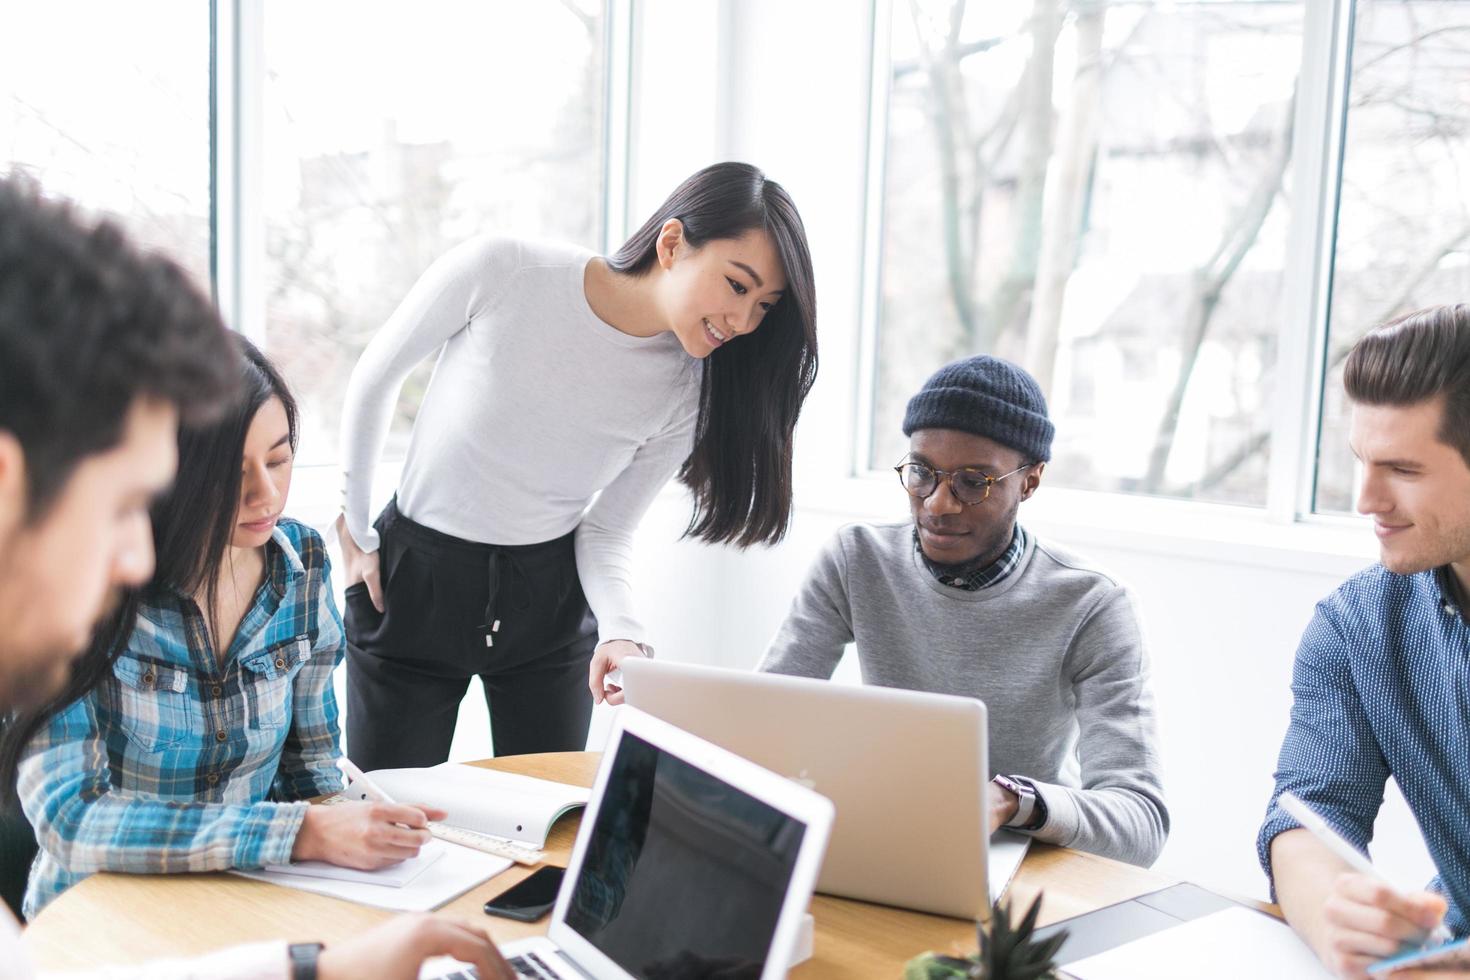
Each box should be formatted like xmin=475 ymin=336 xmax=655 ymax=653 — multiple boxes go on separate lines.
xmin=992 ymin=774 xmax=1047 ymax=831
xmin=288 ymin=942 xmax=324 ymax=980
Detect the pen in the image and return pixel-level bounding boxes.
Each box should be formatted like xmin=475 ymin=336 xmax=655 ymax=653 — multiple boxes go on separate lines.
xmin=336 ymin=757 xmax=400 ymax=805
xmin=1279 ymin=791 xmax=1454 ymax=945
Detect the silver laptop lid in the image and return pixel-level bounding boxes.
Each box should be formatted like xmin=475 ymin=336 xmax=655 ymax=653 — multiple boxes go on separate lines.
xmin=620 ymin=658 xmax=999 ymax=920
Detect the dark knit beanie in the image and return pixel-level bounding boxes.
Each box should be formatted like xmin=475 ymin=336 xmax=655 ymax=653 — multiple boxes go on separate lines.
xmin=902 ymin=355 xmax=1054 ymax=462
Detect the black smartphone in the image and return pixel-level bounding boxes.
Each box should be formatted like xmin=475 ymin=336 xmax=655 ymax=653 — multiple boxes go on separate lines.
xmin=483 ymin=866 xmax=566 ymax=922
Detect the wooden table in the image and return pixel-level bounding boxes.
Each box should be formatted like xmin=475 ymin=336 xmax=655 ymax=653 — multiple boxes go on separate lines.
xmin=24 ymin=752 xmax=1183 ymax=979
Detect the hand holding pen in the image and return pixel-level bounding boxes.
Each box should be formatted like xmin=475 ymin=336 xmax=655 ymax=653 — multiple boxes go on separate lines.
xmin=1281 ymin=793 xmax=1453 ymax=947
xmin=1280 ymin=791 xmax=1455 ymax=978
xmin=287 ymin=758 xmax=446 ymax=870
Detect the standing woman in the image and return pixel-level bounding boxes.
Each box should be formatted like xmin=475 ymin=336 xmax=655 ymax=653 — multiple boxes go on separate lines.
xmin=337 ymin=162 xmax=818 ymax=768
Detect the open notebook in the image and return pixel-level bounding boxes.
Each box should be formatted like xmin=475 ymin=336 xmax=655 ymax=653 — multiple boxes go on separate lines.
xmin=344 ymin=762 xmax=591 ymax=847
xmin=231 ymin=762 xmax=587 ymax=909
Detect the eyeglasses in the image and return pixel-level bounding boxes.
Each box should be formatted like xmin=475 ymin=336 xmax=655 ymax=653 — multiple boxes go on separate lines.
xmin=893 ymin=458 xmax=1033 ymax=506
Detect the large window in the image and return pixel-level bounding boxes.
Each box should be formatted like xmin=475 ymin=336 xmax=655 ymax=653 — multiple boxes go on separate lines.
xmin=1314 ymin=0 xmax=1470 ymax=514
xmin=260 ymin=1 xmax=609 ymax=465
xmin=871 ymin=0 xmax=1303 ymax=507
xmin=6 ymin=3 xmax=609 ymax=471
xmin=1 ymin=3 xmax=211 ymax=287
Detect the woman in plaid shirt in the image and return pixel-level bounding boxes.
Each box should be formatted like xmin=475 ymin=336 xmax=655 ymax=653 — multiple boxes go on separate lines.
xmin=11 ymin=340 xmax=442 ymax=918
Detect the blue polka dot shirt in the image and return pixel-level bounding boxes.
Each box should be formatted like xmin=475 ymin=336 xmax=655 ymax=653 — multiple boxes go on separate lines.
xmin=1258 ymin=563 xmax=1470 ymax=936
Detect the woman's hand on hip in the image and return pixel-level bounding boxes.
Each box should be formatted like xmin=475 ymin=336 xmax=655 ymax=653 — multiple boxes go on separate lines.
xmin=588 ymin=639 xmax=647 ymax=706
xmin=335 ymin=513 xmax=385 ymax=612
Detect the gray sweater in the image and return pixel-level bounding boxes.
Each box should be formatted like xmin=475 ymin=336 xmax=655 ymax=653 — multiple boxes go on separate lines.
xmin=759 ymin=521 xmax=1168 ymax=866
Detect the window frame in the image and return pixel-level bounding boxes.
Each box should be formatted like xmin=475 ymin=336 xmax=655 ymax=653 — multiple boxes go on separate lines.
xmin=208 ymin=0 xmax=633 ymax=531
xmin=855 ymin=0 xmax=1366 ymax=542
xmin=208 ymin=0 xmax=633 ymax=527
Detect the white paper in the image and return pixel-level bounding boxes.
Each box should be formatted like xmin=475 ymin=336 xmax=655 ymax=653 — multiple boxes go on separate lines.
xmin=260 ymin=840 xmax=444 ymax=887
xmin=1063 ymin=906 xmax=1334 ymax=980
xmin=233 ymin=840 xmax=513 ymax=911
xmin=347 ymin=763 xmax=590 ymax=846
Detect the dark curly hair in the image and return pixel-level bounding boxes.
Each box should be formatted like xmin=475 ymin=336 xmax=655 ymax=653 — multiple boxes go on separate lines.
xmin=0 ymin=176 xmax=242 ymax=801
xmin=0 ymin=176 xmax=239 ymax=521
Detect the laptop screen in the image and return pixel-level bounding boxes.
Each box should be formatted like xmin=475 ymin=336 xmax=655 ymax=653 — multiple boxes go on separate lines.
xmin=564 ymin=729 xmax=809 ymax=979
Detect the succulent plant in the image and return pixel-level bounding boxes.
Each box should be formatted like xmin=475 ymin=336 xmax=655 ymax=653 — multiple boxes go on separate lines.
xmin=903 ymin=893 xmax=1068 ymax=980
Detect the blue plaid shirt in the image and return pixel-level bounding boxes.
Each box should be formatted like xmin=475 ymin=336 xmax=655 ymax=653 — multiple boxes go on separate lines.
xmin=1258 ymin=563 xmax=1470 ymax=937
xmin=19 ymin=519 xmax=345 ymax=917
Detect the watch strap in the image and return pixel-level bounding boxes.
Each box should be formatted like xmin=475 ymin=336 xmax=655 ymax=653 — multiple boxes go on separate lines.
xmin=995 ymin=774 xmax=1047 ymax=831
xmin=288 ymin=942 xmax=324 ymax=980
xmin=1010 ymin=775 xmax=1048 ymax=831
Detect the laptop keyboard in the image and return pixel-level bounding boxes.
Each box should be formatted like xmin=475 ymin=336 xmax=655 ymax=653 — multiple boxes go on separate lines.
xmin=424 ymin=950 xmax=563 ymax=979
xmin=509 ymin=953 xmax=563 ymax=979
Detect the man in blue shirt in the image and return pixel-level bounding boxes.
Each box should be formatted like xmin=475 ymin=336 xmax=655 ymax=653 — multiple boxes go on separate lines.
xmin=1260 ymin=304 xmax=1470 ymax=979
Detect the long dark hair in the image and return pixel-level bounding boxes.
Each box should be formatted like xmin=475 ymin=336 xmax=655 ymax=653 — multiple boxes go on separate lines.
xmin=608 ymin=162 xmax=818 ymax=548
xmin=0 ymin=336 xmax=297 ymax=796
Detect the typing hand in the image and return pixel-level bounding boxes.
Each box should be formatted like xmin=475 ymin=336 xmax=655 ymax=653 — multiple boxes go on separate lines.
xmin=316 ymin=914 xmax=514 ymax=980
xmin=335 ymin=513 xmax=385 ymax=612
xmin=588 ymin=639 xmax=646 ymax=706
xmin=291 ymin=800 xmax=446 ymax=870
xmin=1318 ymin=872 xmax=1448 ymax=979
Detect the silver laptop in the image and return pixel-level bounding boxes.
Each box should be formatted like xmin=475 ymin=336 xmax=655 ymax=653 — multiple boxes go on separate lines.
xmin=423 ymin=706 xmax=834 ymax=980
xmin=620 ymin=658 xmax=1030 ymax=920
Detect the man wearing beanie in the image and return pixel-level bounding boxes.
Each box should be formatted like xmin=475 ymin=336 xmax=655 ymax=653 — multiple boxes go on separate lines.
xmin=760 ymin=354 xmax=1168 ymax=867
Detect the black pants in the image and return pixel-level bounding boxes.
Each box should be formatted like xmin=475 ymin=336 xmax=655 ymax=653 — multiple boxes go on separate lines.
xmin=344 ymin=499 xmax=598 ymax=769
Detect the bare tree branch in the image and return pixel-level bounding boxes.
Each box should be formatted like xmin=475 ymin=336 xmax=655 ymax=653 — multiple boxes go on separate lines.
xmin=1353 ymin=25 xmax=1470 ymax=76
xmin=910 ymin=0 xmax=980 ymax=339
xmin=1141 ymin=85 xmax=1297 ymax=491
xmin=1172 ymin=220 xmax=1470 ymax=499
xmin=1024 ymin=2 xmax=1105 ymax=392
xmin=1329 ymin=225 xmax=1470 ymax=369
xmin=1186 ymin=429 xmax=1270 ymax=496
xmin=555 ymin=0 xmax=597 ymax=35
xmin=985 ymin=0 xmax=1062 ymax=355
xmin=892 ymin=37 xmax=1005 ymax=81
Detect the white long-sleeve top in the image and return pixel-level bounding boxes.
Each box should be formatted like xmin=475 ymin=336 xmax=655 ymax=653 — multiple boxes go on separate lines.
xmin=339 ymin=235 xmax=700 ymax=645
